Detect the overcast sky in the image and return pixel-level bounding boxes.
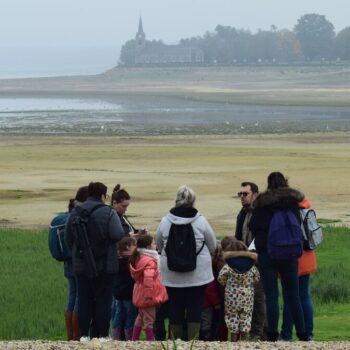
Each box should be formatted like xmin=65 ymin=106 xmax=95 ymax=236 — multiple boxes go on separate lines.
xmin=0 ymin=0 xmax=349 ymax=47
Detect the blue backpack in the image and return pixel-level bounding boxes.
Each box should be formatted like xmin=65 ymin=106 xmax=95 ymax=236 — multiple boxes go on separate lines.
xmin=267 ymin=210 xmax=303 ymax=260
xmin=48 ymin=212 xmax=71 ymax=261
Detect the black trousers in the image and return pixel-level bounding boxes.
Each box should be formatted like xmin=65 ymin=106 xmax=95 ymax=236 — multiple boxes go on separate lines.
xmin=76 ymin=273 xmax=115 ymax=337
xmin=166 ymin=285 xmax=206 ymax=324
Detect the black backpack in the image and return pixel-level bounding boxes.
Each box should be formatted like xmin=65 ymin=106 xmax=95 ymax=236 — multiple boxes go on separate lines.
xmin=165 ymin=222 xmax=205 ymax=272
xmin=72 ymin=204 xmax=110 ymax=278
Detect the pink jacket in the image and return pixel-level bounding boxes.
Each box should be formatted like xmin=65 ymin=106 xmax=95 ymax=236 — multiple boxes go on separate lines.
xmin=130 ymin=254 xmax=168 ymax=308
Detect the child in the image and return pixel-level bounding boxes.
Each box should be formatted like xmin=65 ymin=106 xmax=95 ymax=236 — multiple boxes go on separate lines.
xmin=129 ymin=234 xmax=168 ymax=341
xmin=199 ymin=279 xmax=221 ymax=341
xmin=218 ymin=236 xmax=260 ymax=342
xmin=111 ymin=237 xmax=137 ymax=340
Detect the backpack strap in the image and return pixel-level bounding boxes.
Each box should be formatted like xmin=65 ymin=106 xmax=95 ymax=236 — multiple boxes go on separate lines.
xmin=196 ymin=241 xmax=205 ymax=255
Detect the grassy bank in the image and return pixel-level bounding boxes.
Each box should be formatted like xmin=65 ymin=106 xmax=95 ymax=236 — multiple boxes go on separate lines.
xmin=0 ymin=225 xmax=349 ymax=340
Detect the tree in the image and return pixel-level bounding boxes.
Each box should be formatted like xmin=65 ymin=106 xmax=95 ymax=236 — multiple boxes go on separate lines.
xmin=276 ymin=30 xmax=302 ymax=62
xmin=335 ymin=27 xmax=350 ymax=60
xmin=119 ymin=40 xmax=138 ymax=65
xmin=294 ymin=13 xmax=335 ymax=60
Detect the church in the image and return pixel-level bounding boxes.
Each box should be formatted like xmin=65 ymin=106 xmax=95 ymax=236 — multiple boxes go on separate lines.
xmin=124 ymin=17 xmax=204 ymax=66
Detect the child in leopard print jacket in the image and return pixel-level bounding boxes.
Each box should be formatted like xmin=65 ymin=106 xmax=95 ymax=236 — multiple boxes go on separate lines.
xmin=217 ymin=236 xmax=260 ymax=342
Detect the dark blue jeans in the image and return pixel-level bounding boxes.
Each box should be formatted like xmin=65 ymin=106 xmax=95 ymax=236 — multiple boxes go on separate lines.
xmin=66 ymin=276 xmax=78 ymax=313
xmin=258 ymin=252 xmax=305 ymax=340
xmin=111 ymin=298 xmax=137 ymax=330
xmin=281 ymin=274 xmax=313 ymax=340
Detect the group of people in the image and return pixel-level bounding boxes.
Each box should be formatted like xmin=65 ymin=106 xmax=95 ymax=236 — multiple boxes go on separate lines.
xmin=60 ymin=171 xmax=316 ymax=343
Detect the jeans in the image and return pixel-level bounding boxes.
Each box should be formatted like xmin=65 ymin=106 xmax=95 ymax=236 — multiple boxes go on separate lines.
xmin=66 ymin=276 xmax=78 ymax=313
xmin=258 ymin=252 xmax=305 ymax=339
xmin=281 ymin=274 xmax=313 ymax=340
xmin=111 ymin=299 xmax=137 ymax=330
xmin=76 ymin=273 xmax=116 ymax=337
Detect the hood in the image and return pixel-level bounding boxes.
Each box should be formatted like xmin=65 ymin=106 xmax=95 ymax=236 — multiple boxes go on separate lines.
xmin=253 ymin=187 xmax=304 ymax=209
xmin=223 ymin=251 xmax=257 ymax=273
xmin=129 ymin=255 xmax=155 ymax=281
xmin=299 ymin=198 xmax=311 ymax=209
xmin=166 ymin=207 xmax=201 ymax=225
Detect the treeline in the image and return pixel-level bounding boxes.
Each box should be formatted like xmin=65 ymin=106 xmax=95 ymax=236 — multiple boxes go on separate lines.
xmin=120 ymin=13 xmax=350 ymax=65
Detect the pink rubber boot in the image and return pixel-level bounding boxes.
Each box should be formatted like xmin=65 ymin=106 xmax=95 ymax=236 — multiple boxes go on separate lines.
xmin=132 ymin=326 xmax=142 ymax=341
xmin=145 ymin=328 xmax=155 ymax=341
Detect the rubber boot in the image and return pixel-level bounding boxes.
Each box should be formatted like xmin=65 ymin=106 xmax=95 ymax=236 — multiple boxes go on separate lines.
xmin=240 ymin=332 xmax=248 ymax=341
xmin=187 ymin=322 xmax=200 ymax=341
xmin=132 ymin=326 xmax=142 ymax=341
xmin=124 ymin=327 xmax=133 ymax=341
xmin=231 ymin=332 xmax=239 ymax=342
xmin=145 ymin=328 xmax=155 ymax=341
xmin=72 ymin=312 xmax=80 ymax=341
xmin=169 ymin=324 xmax=183 ymax=340
xmin=112 ymin=327 xmax=121 ymax=340
xmin=64 ymin=311 xmax=73 ymax=340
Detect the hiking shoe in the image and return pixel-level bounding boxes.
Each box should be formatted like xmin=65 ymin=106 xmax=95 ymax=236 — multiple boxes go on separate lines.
xmin=80 ymin=336 xmax=90 ymax=342
xmin=99 ymin=337 xmax=112 ymax=343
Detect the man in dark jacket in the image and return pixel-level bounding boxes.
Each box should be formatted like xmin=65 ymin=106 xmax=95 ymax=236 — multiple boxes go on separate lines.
xmin=65 ymin=182 xmax=124 ymax=341
xmin=235 ymin=181 xmax=266 ymax=340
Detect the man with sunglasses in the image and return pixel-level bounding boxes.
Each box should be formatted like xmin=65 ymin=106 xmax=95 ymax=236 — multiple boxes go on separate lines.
xmin=235 ymin=182 xmax=266 ymax=340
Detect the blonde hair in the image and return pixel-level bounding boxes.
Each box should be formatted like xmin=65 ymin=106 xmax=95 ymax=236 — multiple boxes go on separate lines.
xmin=175 ymin=185 xmax=196 ymax=208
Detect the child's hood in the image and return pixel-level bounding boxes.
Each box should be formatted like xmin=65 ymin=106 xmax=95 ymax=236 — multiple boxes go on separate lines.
xmin=223 ymin=251 xmax=257 ymax=273
xmin=129 ymin=254 xmax=156 ymax=281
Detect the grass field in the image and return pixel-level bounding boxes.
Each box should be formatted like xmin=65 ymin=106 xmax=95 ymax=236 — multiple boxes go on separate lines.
xmin=0 ymin=225 xmax=349 ymax=341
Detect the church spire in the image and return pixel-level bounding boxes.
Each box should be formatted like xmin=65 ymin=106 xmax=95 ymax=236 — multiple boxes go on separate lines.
xmin=136 ymin=16 xmax=146 ymax=45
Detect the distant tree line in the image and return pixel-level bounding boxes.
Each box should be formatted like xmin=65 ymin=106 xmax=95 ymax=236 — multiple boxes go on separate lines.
xmin=120 ymin=14 xmax=350 ymax=65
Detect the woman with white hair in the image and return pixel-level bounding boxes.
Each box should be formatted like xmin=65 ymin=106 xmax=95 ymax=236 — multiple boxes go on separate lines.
xmin=155 ymin=185 xmax=217 ymax=340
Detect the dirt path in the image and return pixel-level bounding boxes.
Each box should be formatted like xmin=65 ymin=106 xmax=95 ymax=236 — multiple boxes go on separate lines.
xmin=1 ymin=340 xmax=350 ymax=350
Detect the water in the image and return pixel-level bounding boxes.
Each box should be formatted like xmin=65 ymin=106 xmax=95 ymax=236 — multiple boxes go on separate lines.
xmin=1 ymin=97 xmax=350 ymax=135
xmin=0 ymin=46 xmax=120 ymax=79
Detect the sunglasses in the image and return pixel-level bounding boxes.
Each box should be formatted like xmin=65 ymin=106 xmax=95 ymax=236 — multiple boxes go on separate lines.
xmin=237 ymin=191 xmax=250 ymax=198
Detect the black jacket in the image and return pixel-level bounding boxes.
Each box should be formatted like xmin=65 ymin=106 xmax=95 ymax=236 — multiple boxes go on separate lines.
xmin=113 ymin=256 xmax=134 ymax=300
xmin=235 ymin=207 xmax=254 ymax=246
xmin=249 ymin=188 xmax=304 ymax=253
xmin=65 ymin=197 xmax=125 ymax=276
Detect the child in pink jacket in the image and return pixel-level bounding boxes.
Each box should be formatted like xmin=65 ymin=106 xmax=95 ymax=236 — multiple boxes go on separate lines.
xmin=129 ymin=234 xmax=168 ymax=341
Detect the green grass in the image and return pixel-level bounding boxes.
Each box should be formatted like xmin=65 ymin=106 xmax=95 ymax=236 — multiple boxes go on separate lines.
xmin=0 ymin=226 xmax=349 ymax=340
xmin=0 ymin=229 xmax=66 ymax=340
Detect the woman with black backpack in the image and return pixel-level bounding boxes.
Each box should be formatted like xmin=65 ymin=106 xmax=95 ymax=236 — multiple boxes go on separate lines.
xmin=155 ymin=185 xmax=217 ymax=341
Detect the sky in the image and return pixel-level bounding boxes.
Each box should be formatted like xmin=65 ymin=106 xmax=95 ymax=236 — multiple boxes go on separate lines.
xmin=0 ymin=0 xmax=349 ymax=47
xmin=0 ymin=0 xmax=348 ymax=78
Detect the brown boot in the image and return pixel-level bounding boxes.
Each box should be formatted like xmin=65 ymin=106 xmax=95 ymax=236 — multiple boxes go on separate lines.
xmin=64 ymin=311 xmax=73 ymax=340
xmin=72 ymin=312 xmax=80 ymax=341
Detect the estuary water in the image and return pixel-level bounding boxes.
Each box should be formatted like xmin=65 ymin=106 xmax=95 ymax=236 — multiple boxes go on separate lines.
xmin=1 ymin=97 xmax=350 ymax=135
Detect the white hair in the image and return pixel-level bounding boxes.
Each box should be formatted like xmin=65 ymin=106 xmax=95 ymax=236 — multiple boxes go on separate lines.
xmin=175 ymin=185 xmax=196 ymax=208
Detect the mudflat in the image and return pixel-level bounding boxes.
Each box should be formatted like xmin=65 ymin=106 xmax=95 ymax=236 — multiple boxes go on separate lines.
xmin=0 ymin=133 xmax=349 ymax=231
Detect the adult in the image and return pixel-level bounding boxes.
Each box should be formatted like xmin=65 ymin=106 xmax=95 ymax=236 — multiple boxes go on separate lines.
xmin=249 ymin=172 xmax=309 ymax=341
xmin=111 ymin=184 xmax=147 ymax=239
xmin=156 ymin=185 xmax=217 ymax=340
xmin=64 ymin=186 xmax=88 ymax=341
xmin=280 ymin=198 xmax=316 ymax=341
xmin=65 ymin=182 xmax=125 ymax=341
xmin=235 ymin=181 xmax=266 ymax=340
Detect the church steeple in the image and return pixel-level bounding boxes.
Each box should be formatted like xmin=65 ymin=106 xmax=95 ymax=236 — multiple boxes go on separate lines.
xmin=135 ymin=16 xmax=146 ymax=46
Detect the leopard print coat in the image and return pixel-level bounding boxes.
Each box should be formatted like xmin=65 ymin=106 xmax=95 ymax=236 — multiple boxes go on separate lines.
xmin=218 ymin=251 xmax=260 ymax=333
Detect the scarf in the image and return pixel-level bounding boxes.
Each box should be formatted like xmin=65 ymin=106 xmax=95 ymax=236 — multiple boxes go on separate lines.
xmin=137 ymin=248 xmax=160 ymax=272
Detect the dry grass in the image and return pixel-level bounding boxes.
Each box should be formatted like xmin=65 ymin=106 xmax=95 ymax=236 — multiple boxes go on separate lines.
xmin=0 ymin=133 xmax=349 ymax=232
